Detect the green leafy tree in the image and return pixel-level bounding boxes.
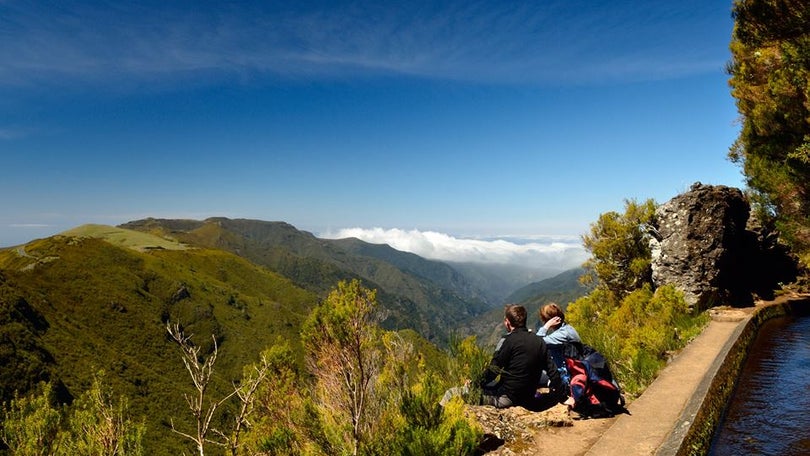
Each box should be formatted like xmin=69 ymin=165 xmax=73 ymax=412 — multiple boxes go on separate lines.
xmin=1 ymin=383 xmax=62 ymax=455
xmin=299 ymin=280 xmax=482 ymax=456
xmin=445 ymin=335 xmax=490 ymax=406
xmin=167 ymin=322 xmax=281 ymax=456
xmin=392 ymin=371 xmax=480 ymax=456
xmin=580 ymin=199 xmax=657 ymax=298
xmin=728 ymin=0 xmax=810 ymax=254
xmin=219 ymin=351 xmax=275 ymax=456
xmin=360 ymin=331 xmax=481 ymax=456
xmin=1 ymin=375 xmax=145 ymax=456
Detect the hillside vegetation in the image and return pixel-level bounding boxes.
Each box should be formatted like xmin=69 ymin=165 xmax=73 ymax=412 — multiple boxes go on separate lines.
xmin=0 ymin=204 xmax=755 ymax=454
xmin=0 ymin=226 xmax=486 ymax=454
xmin=0 ymin=229 xmax=319 ymax=453
xmin=567 ymin=200 xmax=709 ymax=395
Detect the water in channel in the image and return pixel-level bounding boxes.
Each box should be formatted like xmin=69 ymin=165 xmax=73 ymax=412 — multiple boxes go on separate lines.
xmin=709 ymin=313 xmax=810 ymax=456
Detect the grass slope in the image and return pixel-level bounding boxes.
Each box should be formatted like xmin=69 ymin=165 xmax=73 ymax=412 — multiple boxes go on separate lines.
xmin=60 ymin=224 xmax=191 ymax=251
xmin=0 ymin=230 xmax=318 ymax=454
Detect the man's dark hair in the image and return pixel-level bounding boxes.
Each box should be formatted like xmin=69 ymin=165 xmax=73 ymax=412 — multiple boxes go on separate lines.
xmin=504 ymin=305 xmax=527 ymax=329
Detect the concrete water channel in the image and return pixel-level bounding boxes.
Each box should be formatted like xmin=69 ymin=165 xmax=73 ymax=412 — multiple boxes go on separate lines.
xmin=578 ymin=293 xmax=809 ymax=456
xmin=708 ymin=307 xmax=810 ymax=455
xmin=670 ymin=294 xmax=810 ymax=456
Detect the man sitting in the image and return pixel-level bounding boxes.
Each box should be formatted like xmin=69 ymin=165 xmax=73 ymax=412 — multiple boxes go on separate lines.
xmin=479 ymin=304 xmax=565 ymax=409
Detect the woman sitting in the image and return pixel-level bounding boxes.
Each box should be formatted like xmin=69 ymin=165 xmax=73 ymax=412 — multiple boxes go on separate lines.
xmin=536 ymin=303 xmax=582 ymax=398
xmin=537 ymin=302 xmax=581 ymax=347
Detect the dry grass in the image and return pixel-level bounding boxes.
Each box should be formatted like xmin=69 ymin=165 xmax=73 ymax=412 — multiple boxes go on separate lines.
xmin=60 ymin=224 xmax=190 ymax=251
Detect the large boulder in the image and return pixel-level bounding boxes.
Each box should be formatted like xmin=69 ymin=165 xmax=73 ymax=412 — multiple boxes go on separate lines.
xmin=650 ymin=182 xmax=798 ymax=310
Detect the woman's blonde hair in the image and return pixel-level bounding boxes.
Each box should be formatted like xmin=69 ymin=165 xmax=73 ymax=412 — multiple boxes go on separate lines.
xmin=539 ymin=302 xmax=564 ymax=323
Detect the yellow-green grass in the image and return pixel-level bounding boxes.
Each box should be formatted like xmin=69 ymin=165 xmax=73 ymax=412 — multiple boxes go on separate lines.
xmin=60 ymin=224 xmax=190 ymax=251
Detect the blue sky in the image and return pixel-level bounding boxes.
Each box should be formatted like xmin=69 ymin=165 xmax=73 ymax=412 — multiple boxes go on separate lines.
xmin=1 ymin=1 xmax=743 ymax=269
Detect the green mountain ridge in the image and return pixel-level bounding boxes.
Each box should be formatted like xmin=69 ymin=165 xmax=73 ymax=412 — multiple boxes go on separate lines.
xmin=331 ymin=237 xmax=491 ymax=304
xmin=505 ymin=267 xmax=590 ymax=307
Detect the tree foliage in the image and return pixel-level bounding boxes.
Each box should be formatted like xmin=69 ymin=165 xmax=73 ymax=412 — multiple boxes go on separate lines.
xmin=166 ymin=323 xmax=236 ymax=456
xmin=580 ymin=199 xmax=657 ymax=298
xmin=239 ymin=341 xmax=324 ymax=456
xmin=1 ymin=383 xmax=62 ymax=455
xmin=60 ymin=372 xmax=145 ymax=456
xmin=1 ymin=374 xmax=144 ymax=456
xmin=393 ymin=372 xmax=480 ymax=456
xmin=300 ymin=279 xmax=481 ymax=456
xmin=301 ymin=279 xmax=384 ymax=456
xmin=567 ymin=284 xmax=707 ymax=395
xmin=728 ymin=0 xmax=810 ymax=255
xmin=445 ymin=335 xmax=491 ymax=406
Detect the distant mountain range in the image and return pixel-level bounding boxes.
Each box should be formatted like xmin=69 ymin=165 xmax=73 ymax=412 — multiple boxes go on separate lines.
xmin=0 ymin=217 xmax=588 ymax=452
xmin=119 ymin=217 xmax=497 ymax=341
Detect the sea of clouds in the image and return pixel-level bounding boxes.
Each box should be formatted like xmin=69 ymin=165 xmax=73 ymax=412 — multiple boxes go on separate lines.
xmin=319 ymin=227 xmax=589 ymax=271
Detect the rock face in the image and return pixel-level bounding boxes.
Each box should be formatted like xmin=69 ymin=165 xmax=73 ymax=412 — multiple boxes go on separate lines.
xmin=650 ymin=183 xmax=798 ymax=310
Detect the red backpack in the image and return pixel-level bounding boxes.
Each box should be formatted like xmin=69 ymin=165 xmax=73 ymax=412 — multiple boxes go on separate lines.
xmin=564 ymin=346 xmax=628 ymax=418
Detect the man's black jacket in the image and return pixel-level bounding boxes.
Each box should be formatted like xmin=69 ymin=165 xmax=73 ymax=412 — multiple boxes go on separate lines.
xmin=482 ymin=327 xmax=563 ymax=406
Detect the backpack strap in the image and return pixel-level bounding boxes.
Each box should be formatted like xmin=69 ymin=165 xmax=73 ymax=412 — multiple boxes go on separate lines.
xmin=563 ymin=341 xmax=584 ymax=359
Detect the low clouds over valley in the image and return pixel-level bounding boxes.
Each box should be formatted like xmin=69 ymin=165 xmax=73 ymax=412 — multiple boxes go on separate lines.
xmin=320 ymin=227 xmax=588 ymax=272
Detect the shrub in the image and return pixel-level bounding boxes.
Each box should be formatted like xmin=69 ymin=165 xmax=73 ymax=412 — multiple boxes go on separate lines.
xmin=1 ymin=382 xmax=62 ymax=455
xmin=567 ymin=284 xmax=708 ymax=396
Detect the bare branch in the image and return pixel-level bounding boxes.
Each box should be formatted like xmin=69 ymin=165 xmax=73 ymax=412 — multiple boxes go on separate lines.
xmin=166 ymin=322 xmax=232 ymax=456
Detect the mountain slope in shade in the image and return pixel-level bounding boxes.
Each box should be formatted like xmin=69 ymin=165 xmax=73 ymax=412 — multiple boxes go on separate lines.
xmin=446 ymin=261 xmax=564 ymax=305
xmin=505 ymin=267 xmax=589 ymax=308
xmin=461 ymin=267 xmax=591 ymax=347
xmin=330 ymin=237 xmax=491 ymax=303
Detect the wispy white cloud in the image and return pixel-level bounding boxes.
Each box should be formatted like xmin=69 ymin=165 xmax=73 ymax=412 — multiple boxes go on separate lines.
xmin=319 ymin=227 xmax=588 ymax=271
xmin=8 ymin=223 xmax=51 ymax=228
xmin=0 ymin=1 xmax=729 ymax=88
xmin=0 ymin=126 xmax=35 ymax=140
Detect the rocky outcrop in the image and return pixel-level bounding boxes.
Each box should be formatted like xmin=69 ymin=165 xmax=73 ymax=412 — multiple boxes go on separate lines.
xmin=650 ymin=183 xmax=798 ymax=310
xmin=467 ymin=404 xmax=572 ymax=455
xmin=170 ymin=284 xmax=191 ymax=303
